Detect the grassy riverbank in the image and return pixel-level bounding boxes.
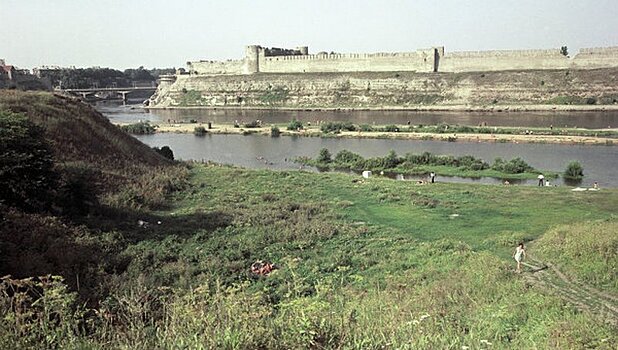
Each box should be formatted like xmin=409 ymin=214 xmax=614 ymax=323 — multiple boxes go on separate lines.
xmin=2 ymin=91 xmax=617 ymax=348
xmin=4 ymin=163 xmax=617 ymax=348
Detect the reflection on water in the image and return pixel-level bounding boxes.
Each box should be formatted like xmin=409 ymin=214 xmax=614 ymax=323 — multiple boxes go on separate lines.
xmin=98 ymin=102 xmax=618 ymax=129
xmin=134 ymin=133 xmax=618 ymax=187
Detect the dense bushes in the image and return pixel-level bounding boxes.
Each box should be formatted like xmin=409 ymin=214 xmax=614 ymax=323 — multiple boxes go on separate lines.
xmin=492 ymin=157 xmax=535 ymax=174
xmin=563 ymin=161 xmax=584 ymax=180
xmin=0 ymin=110 xmax=57 ymax=211
xmin=296 ymin=150 xmax=545 ymax=178
xmin=320 ymin=121 xmax=356 ymax=133
xmin=270 ymin=126 xmax=281 ymax=137
xmin=317 ymin=148 xmax=332 ymax=163
xmin=153 ymin=145 xmax=174 ymax=160
xmin=287 ymin=119 xmax=303 ymax=131
xmin=193 ymin=126 xmax=207 ymax=136
xmin=121 ymin=121 xmax=157 ymax=134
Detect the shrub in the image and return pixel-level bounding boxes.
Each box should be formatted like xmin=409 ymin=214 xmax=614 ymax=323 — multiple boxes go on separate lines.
xmin=320 ymin=122 xmax=356 ymax=133
xmin=317 ymin=148 xmax=332 ymax=163
xmin=383 ymin=124 xmax=400 ymax=132
xmin=121 ymin=121 xmax=156 ymax=134
xmin=194 ymin=126 xmax=207 ymax=136
xmin=153 ymin=146 xmax=174 ymax=160
xmin=0 ymin=110 xmax=57 ymax=211
xmin=383 ymin=150 xmax=400 ymax=169
xmin=359 ymin=124 xmax=374 ymax=132
xmin=55 ymin=162 xmax=101 ymax=217
xmin=457 ymin=155 xmax=488 ymax=170
xmin=271 ymin=126 xmax=281 ymax=137
xmin=243 ymin=120 xmax=261 ymax=128
xmin=334 ymin=150 xmax=364 ymax=165
xmin=564 ymin=161 xmax=584 ymax=180
xmin=287 ymin=119 xmax=303 ymax=131
xmin=493 ymin=157 xmax=534 ymax=174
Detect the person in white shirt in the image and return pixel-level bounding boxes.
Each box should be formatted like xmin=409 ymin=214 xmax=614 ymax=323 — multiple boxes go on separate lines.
xmin=513 ymin=243 xmax=526 ymax=273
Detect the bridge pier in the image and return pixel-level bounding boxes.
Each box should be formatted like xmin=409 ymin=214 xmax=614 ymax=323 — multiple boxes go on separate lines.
xmin=118 ymin=91 xmax=131 ymax=102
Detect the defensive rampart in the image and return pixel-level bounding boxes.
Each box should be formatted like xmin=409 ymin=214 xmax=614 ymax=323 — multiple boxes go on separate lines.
xmin=259 ymin=50 xmax=437 ymax=73
xmin=187 ymin=59 xmax=244 ymax=75
xmin=438 ymin=49 xmax=570 ymax=72
xmin=572 ymin=47 xmax=618 ymax=69
xmin=186 ymin=45 xmax=618 ymax=76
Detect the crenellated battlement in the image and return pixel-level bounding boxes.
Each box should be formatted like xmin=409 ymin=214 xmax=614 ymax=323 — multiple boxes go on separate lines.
xmin=185 ymin=44 xmax=618 ymax=76
xmin=445 ymin=49 xmax=564 ymax=58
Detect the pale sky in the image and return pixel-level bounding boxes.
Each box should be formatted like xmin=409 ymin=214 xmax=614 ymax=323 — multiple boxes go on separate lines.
xmin=2 ymin=0 xmax=617 ymax=69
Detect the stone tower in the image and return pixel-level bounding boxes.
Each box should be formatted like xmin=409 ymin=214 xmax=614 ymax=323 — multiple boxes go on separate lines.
xmin=243 ymin=45 xmax=260 ymax=74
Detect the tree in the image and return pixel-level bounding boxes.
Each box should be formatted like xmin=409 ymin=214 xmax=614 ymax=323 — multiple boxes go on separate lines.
xmin=564 ymin=161 xmax=584 ymax=180
xmin=0 ymin=110 xmax=57 ymax=210
xmin=153 ymin=145 xmax=174 ymax=160
xmin=317 ymin=148 xmax=332 ymax=163
xmin=124 ymin=67 xmax=155 ymax=81
xmin=560 ymin=46 xmax=569 ymax=56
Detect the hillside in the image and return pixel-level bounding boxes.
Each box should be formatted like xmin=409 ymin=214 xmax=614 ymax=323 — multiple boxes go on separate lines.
xmin=0 ymin=91 xmax=169 ymax=171
xmin=150 ymin=67 xmax=618 ymax=108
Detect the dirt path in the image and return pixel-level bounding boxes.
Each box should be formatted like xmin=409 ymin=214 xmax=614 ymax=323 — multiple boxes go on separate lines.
xmin=522 ymin=256 xmax=618 ymax=326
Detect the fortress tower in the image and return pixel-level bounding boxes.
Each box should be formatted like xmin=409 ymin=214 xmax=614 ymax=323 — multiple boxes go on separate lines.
xmin=243 ymin=45 xmax=260 ymax=74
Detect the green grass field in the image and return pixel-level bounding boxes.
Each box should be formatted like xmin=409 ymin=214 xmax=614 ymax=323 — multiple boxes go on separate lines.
xmin=69 ymin=164 xmax=613 ymax=349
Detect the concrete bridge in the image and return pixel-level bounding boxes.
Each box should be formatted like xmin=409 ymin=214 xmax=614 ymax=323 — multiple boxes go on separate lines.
xmin=58 ymin=86 xmax=157 ymax=101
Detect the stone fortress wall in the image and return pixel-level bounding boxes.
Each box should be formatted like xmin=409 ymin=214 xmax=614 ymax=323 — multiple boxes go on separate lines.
xmin=185 ymin=45 xmax=618 ymax=76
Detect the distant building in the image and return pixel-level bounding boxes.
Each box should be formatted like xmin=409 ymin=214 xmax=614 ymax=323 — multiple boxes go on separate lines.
xmin=1 ymin=63 xmax=16 ymax=81
xmin=1 ymin=59 xmax=51 ymax=90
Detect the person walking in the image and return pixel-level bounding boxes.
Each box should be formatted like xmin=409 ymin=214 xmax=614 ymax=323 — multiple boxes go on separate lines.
xmin=537 ymin=174 xmax=544 ymax=186
xmin=430 ymin=172 xmax=436 ymax=183
xmin=513 ymin=242 xmax=526 ymax=273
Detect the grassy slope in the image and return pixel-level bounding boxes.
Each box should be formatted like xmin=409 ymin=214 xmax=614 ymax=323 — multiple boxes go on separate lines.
xmin=534 ymin=221 xmax=618 ymax=293
xmin=0 ymin=91 xmax=170 ymax=172
xmin=100 ymin=164 xmax=617 ymax=348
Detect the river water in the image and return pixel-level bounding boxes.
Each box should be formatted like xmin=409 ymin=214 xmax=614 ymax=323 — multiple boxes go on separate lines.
xmin=99 ymin=102 xmax=618 ymax=129
xmin=98 ymin=103 xmax=618 ymax=187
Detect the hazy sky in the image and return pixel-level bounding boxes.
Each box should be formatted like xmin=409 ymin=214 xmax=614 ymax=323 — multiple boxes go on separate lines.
xmin=2 ymin=0 xmax=617 ymax=69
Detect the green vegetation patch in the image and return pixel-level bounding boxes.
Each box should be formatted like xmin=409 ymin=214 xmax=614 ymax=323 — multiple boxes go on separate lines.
xmin=260 ymin=86 xmax=289 ymax=105
xmin=120 ymin=121 xmax=157 ymax=134
xmin=298 ymin=149 xmax=554 ymax=180
xmin=534 ymin=220 xmax=618 ymax=293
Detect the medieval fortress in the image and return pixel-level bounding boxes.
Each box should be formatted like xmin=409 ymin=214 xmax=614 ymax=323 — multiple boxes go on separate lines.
xmin=149 ymin=44 xmax=618 ymax=108
xmin=185 ymin=45 xmax=618 ymax=76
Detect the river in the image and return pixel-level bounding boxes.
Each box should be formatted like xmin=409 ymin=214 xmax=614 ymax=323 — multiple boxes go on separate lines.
xmin=99 ymin=102 xmax=618 ymax=129
xmin=98 ymin=103 xmax=618 ymax=187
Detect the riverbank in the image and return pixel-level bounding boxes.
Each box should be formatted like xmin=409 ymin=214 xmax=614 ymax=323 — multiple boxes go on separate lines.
xmin=115 ymin=121 xmax=618 ymax=145
xmin=145 ymin=104 xmax=618 ymax=112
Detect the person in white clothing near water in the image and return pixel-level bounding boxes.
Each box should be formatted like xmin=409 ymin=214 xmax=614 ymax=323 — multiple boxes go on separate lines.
xmin=513 ymin=242 xmax=526 ymax=273
xmin=537 ymin=174 xmax=545 ymax=186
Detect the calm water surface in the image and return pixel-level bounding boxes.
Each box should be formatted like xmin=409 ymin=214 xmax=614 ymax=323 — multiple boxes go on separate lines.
xmin=134 ymin=133 xmax=618 ymax=187
xmin=95 ymin=103 xmax=618 ymax=187
xmin=99 ymin=102 xmax=618 ymax=129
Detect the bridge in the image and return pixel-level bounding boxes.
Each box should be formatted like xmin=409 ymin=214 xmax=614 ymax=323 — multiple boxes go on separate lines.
xmin=57 ymin=86 xmax=157 ymax=101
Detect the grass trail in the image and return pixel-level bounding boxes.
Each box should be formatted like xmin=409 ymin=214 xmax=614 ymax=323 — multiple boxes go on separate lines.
xmin=523 ymin=255 xmax=618 ymax=326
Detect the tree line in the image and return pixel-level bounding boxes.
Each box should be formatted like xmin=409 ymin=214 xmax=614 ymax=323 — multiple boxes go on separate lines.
xmin=43 ymin=66 xmax=175 ymax=89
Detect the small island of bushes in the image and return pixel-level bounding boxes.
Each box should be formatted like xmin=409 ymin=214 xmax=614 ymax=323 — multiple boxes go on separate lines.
xmin=297 ymin=149 xmax=558 ymax=180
